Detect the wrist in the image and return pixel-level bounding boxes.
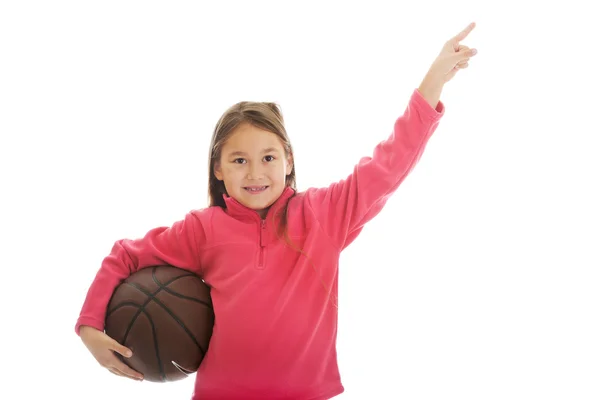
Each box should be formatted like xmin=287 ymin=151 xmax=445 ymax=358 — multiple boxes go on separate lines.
xmin=79 ymin=325 xmax=101 ymax=337
xmin=418 ymin=72 xmax=444 ymax=109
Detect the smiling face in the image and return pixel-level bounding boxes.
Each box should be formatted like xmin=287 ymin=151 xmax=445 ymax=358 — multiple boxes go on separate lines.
xmin=214 ymin=122 xmax=293 ymax=218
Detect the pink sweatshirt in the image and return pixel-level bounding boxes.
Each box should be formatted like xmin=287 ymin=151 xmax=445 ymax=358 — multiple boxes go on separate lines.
xmin=75 ymin=89 xmax=445 ymax=399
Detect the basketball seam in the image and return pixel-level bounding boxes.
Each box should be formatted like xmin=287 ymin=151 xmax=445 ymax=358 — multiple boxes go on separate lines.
xmin=106 ymin=267 xmax=212 ymax=315
xmin=112 ymin=301 xmax=167 ymax=382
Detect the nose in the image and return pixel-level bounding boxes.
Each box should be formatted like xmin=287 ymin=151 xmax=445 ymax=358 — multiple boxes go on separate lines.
xmin=246 ymin=161 xmax=264 ymax=180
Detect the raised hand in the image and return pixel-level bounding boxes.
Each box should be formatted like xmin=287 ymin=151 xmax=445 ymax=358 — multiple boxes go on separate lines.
xmin=433 ymin=22 xmax=478 ymax=83
xmin=418 ymin=22 xmax=478 ymax=108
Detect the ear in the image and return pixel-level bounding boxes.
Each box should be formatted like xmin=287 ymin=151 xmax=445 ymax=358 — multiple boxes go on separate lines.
xmin=214 ymin=162 xmax=224 ymax=181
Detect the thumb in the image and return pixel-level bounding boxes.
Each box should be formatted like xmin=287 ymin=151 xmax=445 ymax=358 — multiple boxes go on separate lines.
xmin=110 ymin=339 xmax=133 ymax=358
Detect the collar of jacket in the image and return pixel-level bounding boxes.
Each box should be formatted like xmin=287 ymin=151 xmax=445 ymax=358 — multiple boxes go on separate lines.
xmin=222 ymin=186 xmax=296 ymax=224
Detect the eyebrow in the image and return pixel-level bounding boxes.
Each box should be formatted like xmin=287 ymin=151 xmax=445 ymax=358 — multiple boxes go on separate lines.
xmin=227 ymin=147 xmax=279 ymax=157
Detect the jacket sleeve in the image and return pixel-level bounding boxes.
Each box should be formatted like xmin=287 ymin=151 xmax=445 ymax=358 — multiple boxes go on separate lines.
xmin=74 ymin=210 xmax=205 ymax=335
xmin=305 ymin=88 xmax=445 ymax=250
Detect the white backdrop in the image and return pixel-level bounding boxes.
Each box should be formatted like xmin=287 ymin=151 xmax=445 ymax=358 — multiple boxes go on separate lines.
xmin=1 ymin=1 xmax=599 ymax=399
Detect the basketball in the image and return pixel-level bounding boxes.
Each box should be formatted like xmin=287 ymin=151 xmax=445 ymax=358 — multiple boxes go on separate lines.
xmin=105 ymin=265 xmax=214 ymax=382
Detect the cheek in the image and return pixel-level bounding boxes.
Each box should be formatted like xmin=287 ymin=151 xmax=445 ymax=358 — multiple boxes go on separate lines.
xmin=271 ymin=162 xmax=287 ymax=177
xmin=280 ymin=160 xmax=290 ymax=173
xmin=222 ymin=166 xmax=245 ymax=182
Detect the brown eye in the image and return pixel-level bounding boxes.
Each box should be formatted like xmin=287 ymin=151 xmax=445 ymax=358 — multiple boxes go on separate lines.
xmin=264 ymin=155 xmax=275 ymax=162
xmin=233 ymin=158 xmax=246 ymax=164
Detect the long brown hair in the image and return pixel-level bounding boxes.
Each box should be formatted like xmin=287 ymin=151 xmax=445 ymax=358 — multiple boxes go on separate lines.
xmin=206 ymin=101 xmax=338 ymax=309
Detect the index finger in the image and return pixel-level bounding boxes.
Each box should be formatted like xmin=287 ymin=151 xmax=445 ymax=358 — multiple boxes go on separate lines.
xmin=451 ymin=22 xmax=476 ymax=44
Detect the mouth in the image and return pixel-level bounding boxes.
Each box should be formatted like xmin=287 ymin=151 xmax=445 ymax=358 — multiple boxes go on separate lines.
xmin=244 ymin=186 xmax=269 ymax=194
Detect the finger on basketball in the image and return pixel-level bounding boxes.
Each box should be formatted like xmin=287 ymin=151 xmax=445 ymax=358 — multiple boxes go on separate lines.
xmin=111 ymin=340 xmax=133 ymax=358
xmin=108 ymin=367 xmax=124 ymax=377
xmin=116 ymin=361 xmax=144 ymax=381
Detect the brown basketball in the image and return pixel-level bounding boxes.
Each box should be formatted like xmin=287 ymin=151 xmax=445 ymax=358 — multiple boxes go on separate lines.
xmin=105 ymin=265 xmax=214 ymax=382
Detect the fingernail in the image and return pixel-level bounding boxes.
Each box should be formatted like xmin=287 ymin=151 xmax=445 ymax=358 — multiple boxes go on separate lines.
xmin=471 ymin=49 xmax=477 ymax=55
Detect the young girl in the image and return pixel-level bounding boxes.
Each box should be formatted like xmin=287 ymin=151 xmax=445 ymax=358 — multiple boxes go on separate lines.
xmin=76 ymin=23 xmax=477 ymax=400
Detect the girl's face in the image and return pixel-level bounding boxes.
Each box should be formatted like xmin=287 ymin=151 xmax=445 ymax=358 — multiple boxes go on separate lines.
xmin=214 ymin=122 xmax=293 ymax=218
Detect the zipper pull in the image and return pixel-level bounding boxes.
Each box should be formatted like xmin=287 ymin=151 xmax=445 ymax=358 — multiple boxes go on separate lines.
xmin=259 ymin=219 xmax=266 ymax=247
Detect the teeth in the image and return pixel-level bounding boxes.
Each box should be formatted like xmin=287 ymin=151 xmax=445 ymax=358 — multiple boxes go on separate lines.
xmin=246 ymin=186 xmax=266 ymax=192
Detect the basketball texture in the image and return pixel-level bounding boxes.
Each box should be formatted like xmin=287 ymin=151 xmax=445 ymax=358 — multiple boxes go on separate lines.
xmin=105 ymin=265 xmax=214 ymax=382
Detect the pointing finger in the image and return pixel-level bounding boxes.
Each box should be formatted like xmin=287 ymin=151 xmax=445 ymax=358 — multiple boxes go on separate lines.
xmin=451 ymin=22 xmax=476 ymax=44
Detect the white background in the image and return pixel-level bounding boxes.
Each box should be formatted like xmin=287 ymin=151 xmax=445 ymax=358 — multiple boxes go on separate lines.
xmin=1 ymin=1 xmax=599 ymax=399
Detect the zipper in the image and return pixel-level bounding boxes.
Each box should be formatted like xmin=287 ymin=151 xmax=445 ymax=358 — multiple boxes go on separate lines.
xmin=258 ymin=219 xmax=266 ymax=269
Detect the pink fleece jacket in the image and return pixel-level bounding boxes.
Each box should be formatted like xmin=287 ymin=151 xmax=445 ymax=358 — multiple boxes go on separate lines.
xmin=75 ymin=88 xmax=444 ymax=399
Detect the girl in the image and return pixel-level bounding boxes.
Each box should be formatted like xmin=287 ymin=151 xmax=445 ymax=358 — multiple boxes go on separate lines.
xmin=76 ymin=23 xmax=478 ymax=400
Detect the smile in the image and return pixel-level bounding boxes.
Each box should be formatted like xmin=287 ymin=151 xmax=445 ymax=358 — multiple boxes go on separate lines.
xmin=244 ymin=186 xmax=268 ymax=194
